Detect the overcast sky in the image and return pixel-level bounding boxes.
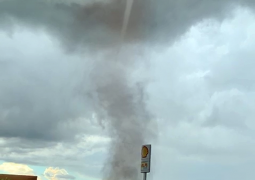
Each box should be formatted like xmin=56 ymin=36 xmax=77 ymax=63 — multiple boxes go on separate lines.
xmin=1 ymin=0 xmax=255 ymax=180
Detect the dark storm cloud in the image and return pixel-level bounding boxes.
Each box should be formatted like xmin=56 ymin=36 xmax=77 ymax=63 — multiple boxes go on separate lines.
xmin=0 ymin=41 xmax=98 ymax=142
xmin=0 ymin=0 xmax=146 ymax=50
xmin=0 ymin=0 xmax=252 ymax=142
xmin=1 ymin=0 xmax=253 ymax=49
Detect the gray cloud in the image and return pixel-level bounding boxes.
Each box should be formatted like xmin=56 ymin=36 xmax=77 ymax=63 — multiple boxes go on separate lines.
xmin=147 ymin=7 xmax=255 ymax=162
xmin=0 ymin=0 xmax=253 ymax=141
xmin=56 ymin=174 xmax=76 ymax=179
xmin=1 ymin=0 xmax=254 ymax=50
xmin=1 ymin=1 xmax=255 ymax=180
xmin=146 ymin=12 xmax=255 ymax=179
xmin=0 ymin=34 xmax=98 ymax=142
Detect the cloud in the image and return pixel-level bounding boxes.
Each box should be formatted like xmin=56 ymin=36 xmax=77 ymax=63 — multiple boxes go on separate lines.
xmin=0 ymin=0 xmax=254 ymax=50
xmin=55 ymin=175 xmax=75 ymax=180
xmin=0 ymin=30 xmax=99 ymax=142
xmin=44 ymin=167 xmax=75 ymax=180
xmin=0 ymin=162 xmax=43 ymax=180
xmin=0 ymin=28 xmax=109 ymax=178
xmin=146 ymin=6 xmax=255 ymax=163
xmin=0 ymin=1 xmax=158 ymax=180
xmin=0 ymin=162 xmax=74 ymax=180
xmin=141 ymin=8 xmax=255 ymax=180
xmin=0 ymin=162 xmax=35 ymax=175
xmin=1 ymin=1 xmax=255 ymax=180
xmin=0 ymin=134 xmax=110 ymax=179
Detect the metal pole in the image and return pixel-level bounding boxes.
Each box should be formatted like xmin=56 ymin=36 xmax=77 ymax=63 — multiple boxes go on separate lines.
xmin=143 ymin=173 xmax=147 ymax=180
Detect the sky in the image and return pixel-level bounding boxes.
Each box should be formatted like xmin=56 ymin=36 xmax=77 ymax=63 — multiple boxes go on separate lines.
xmin=1 ymin=0 xmax=255 ymax=180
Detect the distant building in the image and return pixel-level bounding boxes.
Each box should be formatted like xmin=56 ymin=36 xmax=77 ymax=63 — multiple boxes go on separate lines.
xmin=0 ymin=174 xmax=37 ymax=180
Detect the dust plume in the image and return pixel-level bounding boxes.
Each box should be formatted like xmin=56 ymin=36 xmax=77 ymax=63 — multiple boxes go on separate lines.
xmin=88 ymin=1 xmax=153 ymax=180
xmin=90 ymin=51 xmax=153 ymax=180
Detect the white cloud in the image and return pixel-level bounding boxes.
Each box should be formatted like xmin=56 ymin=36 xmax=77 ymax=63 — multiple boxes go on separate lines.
xmin=0 ymin=162 xmax=34 ymax=175
xmin=0 ymin=162 xmax=43 ymax=180
xmin=44 ymin=167 xmax=74 ymax=180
